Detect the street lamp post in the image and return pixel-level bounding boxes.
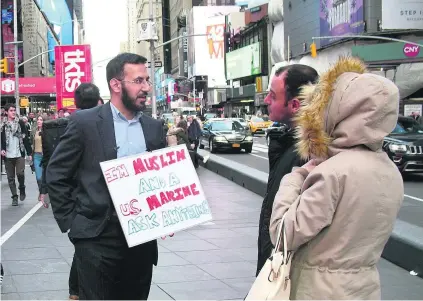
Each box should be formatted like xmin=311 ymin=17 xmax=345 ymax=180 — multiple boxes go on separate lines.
xmin=13 ymin=0 xmax=19 ymax=112
xmin=5 ymin=40 xmax=24 ymax=113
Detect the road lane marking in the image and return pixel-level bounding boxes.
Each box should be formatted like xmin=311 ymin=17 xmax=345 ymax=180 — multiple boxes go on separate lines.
xmin=404 ymin=194 xmax=423 ymax=203
xmin=249 ymin=153 xmax=268 ymax=160
xmin=0 ymin=202 xmax=43 ymax=246
xmin=253 ymin=144 xmax=268 ymax=150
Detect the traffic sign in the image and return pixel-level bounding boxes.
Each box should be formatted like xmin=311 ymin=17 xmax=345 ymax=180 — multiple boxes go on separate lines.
xmin=147 ymin=61 xmax=163 ymax=68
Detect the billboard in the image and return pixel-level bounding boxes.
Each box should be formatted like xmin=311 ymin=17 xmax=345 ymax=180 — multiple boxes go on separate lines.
xmin=189 ymin=6 xmax=240 ymax=87
xmin=178 ymin=27 xmax=188 ymax=78
xmin=55 ymin=45 xmax=92 ymax=110
xmin=1 ymin=0 xmax=23 ymax=75
xmin=1 ymin=77 xmax=56 ymax=95
xmin=36 ymin=0 xmax=74 ymax=73
xmin=226 ymin=42 xmax=261 ymax=80
xmin=319 ymin=0 xmax=365 ymax=47
xmin=382 ymin=0 xmax=423 ymax=30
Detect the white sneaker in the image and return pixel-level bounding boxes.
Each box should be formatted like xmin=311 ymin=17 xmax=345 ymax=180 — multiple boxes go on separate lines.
xmin=203 ymin=155 xmax=210 ymax=164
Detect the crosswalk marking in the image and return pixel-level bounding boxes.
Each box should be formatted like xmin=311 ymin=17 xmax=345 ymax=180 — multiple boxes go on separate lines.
xmin=252 ymin=143 xmax=268 ymax=154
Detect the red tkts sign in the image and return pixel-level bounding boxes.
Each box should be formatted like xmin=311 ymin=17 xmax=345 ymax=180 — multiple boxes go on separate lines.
xmin=55 ymin=45 xmax=92 ymax=110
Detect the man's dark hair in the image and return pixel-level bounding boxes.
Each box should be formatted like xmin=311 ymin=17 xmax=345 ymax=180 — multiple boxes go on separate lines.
xmin=4 ymin=103 xmax=16 ymax=112
xmin=74 ymin=83 xmax=101 ymax=109
xmin=106 ymin=53 xmax=148 ymax=91
xmin=275 ymin=64 xmax=319 ymax=105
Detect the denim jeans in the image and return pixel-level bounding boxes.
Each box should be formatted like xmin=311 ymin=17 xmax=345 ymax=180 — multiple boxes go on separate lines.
xmin=33 ymin=153 xmax=43 ymax=181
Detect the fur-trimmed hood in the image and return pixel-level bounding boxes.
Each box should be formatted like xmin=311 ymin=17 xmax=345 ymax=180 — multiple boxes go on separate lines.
xmin=295 ymin=57 xmax=400 ymax=160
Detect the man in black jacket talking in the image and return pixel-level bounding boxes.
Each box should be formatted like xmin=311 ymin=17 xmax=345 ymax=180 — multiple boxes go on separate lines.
xmin=256 ymin=64 xmax=318 ymax=275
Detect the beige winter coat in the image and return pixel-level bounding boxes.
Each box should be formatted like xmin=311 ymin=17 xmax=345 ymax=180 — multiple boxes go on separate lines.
xmin=269 ymin=57 xmax=404 ymax=300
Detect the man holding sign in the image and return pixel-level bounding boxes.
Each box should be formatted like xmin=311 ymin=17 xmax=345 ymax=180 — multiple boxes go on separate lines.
xmin=46 ymin=53 xmax=166 ymax=300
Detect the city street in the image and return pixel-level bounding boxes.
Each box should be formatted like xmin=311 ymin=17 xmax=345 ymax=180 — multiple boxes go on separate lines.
xmin=201 ymin=134 xmax=423 ymax=229
xmin=1 ymin=168 xmax=423 ymax=300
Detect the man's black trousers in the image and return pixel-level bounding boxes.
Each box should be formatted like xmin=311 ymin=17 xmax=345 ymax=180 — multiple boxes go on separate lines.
xmin=71 ymin=216 xmax=155 ymax=300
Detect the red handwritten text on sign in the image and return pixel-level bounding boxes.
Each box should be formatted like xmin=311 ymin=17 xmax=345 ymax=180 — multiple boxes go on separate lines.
xmin=133 ymin=149 xmax=187 ymax=175
xmin=120 ymin=199 xmax=142 ymax=216
xmin=104 ymin=164 xmax=129 ymax=183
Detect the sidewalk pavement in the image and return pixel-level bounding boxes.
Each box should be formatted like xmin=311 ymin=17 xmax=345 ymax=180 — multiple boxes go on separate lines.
xmin=1 ymin=167 xmax=423 ymax=300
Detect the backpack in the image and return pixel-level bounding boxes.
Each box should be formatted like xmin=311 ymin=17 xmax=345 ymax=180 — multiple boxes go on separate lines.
xmin=41 ymin=118 xmax=69 ymax=167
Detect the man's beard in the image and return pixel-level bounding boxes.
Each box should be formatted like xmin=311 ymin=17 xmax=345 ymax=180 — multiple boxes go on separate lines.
xmin=122 ymin=85 xmax=147 ymax=112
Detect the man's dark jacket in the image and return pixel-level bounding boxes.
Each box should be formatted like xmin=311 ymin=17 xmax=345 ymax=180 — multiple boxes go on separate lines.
xmin=46 ymin=103 xmax=166 ymax=265
xmin=41 ymin=118 xmax=69 ymax=167
xmin=1 ymin=119 xmax=32 ymax=157
xmin=256 ymin=129 xmax=303 ymax=275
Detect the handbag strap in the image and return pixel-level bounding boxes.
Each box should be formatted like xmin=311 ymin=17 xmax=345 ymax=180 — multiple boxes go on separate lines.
xmin=272 ymin=211 xmax=289 ymax=264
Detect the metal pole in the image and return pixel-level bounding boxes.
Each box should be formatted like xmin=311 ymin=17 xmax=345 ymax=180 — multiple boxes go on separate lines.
xmin=18 ymin=49 xmax=54 ymax=68
xmin=149 ymin=0 xmax=157 ymax=118
xmin=193 ymin=76 xmax=196 ymax=109
xmin=13 ymin=0 xmax=20 ymax=113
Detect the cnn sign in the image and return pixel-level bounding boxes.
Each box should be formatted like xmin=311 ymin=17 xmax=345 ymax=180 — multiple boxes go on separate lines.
xmin=55 ymin=45 xmax=93 ymax=110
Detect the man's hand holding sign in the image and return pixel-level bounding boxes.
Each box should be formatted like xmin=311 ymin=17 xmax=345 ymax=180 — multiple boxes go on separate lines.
xmin=100 ymin=144 xmax=213 ymax=247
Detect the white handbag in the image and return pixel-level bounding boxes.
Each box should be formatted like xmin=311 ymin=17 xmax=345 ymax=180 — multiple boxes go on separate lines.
xmin=246 ymin=212 xmax=293 ymax=300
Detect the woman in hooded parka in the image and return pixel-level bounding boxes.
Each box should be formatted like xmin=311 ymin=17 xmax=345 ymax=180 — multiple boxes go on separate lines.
xmin=269 ymin=57 xmax=404 ymax=299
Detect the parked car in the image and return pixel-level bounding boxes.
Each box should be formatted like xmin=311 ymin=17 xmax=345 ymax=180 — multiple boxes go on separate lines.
xmin=265 ymin=122 xmax=288 ymax=146
xmin=199 ymin=118 xmax=253 ymax=153
xmin=230 ymin=118 xmax=249 ymax=129
xmin=204 ymin=113 xmax=218 ymax=120
xmin=248 ymin=116 xmax=273 ymax=135
xmin=383 ymin=116 xmax=423 ymax=173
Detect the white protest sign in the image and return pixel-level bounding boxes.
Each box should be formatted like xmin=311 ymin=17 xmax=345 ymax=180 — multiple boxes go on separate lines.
xmin=100 ymin=144 xmax=213 ymax=248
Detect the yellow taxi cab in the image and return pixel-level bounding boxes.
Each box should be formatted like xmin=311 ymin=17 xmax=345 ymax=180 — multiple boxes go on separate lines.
xmin=248 ymin=116 xmax=273 ymax=135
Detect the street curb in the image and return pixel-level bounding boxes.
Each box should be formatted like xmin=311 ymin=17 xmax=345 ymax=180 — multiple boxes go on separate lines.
xmin=199 ymin=151 xmax=423 ymax=277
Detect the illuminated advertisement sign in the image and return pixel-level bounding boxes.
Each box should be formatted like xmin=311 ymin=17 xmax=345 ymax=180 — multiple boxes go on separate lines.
xmin=1 ymin=0 xmax=23 ymax=76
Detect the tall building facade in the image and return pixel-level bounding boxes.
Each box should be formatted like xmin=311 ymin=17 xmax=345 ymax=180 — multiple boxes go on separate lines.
xmin=72 ymin=0 xmax=85 ymax=44
xmin=169 ymin=0 xmax=192 ymax=75
xmin=21 ymin=0 xmax=50 ymax=77
xmin=127 ymin=0 xmax=138 ymax=53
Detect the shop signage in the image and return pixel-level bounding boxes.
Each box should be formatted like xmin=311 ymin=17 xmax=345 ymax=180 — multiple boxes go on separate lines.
xmin=352 ymin=40 xmax=423 ymax=62
xmin=403 ymin=43 xmax=421 ymax=58
xmin=55 ymin=45 xmax=93 ymax=110
xmin=319 ymin=0 xmax=365 ymax=47
xmin=404 ymin=104 xmax=422 ymax=117
xmin=1 ymin=77 xmax=56 ymax=95
xmin=178 ymin=27 xmax=188 ymax=78
xmin=226 ymin=42 xmax=261 ymax=80
xmin=382 ymin=0 xmax=423 ymax=30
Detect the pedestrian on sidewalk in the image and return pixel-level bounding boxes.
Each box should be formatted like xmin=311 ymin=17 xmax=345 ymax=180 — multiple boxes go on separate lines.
xmin=166 ymin=116 xmax=182 ymax=146
xmin=47 ymin=53 xmax=166 ymax=300
xmin=187 ymin=115 xmax=203 ymax=167
xmin=256 ymin=64 xmax=318 ymax=275
xmin=31 ymin=115 xmax=48 ymax=208
xmin=42 ymin=82 xmax=102 ymax=301
xmin=269 ymin=57 xmax=404 ymax=299
xmin=172 ymin=119 xmax=209 ymax=167
xmin=1 ymin=103 xmax=32 ymax=206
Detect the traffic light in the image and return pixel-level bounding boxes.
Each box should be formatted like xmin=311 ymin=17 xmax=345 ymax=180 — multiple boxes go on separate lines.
xmin=0 ymin=58 xmax=9 ymax=73
xmin=310 ymin=42 xmax=317 ymax=58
